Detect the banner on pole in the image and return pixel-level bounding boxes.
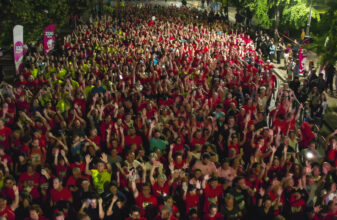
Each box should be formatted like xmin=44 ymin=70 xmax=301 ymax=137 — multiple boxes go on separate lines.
xmin=13 ymin=25 xmax=24 ymax=73
xmin=44 ymin=24 xmax=55 ymax=55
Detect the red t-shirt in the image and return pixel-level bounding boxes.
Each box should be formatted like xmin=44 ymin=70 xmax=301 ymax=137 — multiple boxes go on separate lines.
xmin=327 ymin=149 xmax=337 ymax=167
xmin=0 ymin=205 xmax=15 ymax=220
xmin=89 ymin=135 xmax=101 ymax=148
xmin=125 ymin=135 xmax=143 ymax=148
xmin=50 ymin=187 xmax=72 ymax=203
xmin=18 ymin=172 xmax=40 ymax=186
xmin=203 ymin=213 xmax=224 ymax=220
xmin=0 ymin=154 xmax=12 ymax=166
xmin=190 ymin=137 xmax=205 ymax=148
xmin=203 ymin=184 xmax=223 ymax=212
xmin=0 ymin=126 xmax=12 ymax=150
xmin=299 ymin=122 xmax=315 ymax=147
xmin=1 ymin=187 xmax=14 ymax=201
xmin=185 ymin=193 xmax=200 ymax=213
xmin=152 ymin=182 xmax=170 ymax=197
xmin=135 ymin=194 xmax=158 ymax=216
xmin=70 ymin=162 xmax=86 ymax=173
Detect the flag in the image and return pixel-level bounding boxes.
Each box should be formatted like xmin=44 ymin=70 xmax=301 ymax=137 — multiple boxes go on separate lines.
xmin=44 ymin=24 xmax=55 ymax=54
xmin=13 ymin=25 xmax=24 ymax=73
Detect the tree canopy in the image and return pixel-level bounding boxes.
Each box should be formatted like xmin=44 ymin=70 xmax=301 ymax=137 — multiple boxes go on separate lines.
xmin=0 ymin=0 xmax=85 ymax=47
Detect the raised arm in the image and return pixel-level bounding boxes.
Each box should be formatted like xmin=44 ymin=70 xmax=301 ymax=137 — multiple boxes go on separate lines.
xmin=98 ymin=198 xmax=105 ymax=219
xmin=10 ymin=185 xmax=19 ymax=211
xmin=84 ymin=154 xmax=93 ymax=176
xmin=148 ymin=121 xmax=155 ymax=141
xmin=149 ymin=165 xmax=156 ymax=185
xmin=106 ymin=196 xmax=118 ymax=217
xmin=101 ymin=153 xmax=112 ymax=173
xmin=131 ymin=178 xmax=139 ymax=199
xmin=325 ymin=129 xmax=337 ymax=151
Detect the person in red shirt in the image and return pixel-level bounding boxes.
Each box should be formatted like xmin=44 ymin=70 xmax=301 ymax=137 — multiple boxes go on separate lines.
xmin=18 ymin=164 xmax=40 ymax=189
xmin=1 ymin=177 xmax=15 ymax=202
xmin=125 ymin=127 xmax=143 ymax=149
xmin=183 ymin=185 xmax=200 ymax=215
xmin=203 ymin=203 xmax=223 ymax=220
xmin=0 ymin=146 xmax=13 ymax=170
xmin=99 ymin=115 xmax=114 ymax=142
xmin=155 ymin=204 xmax=178 ymax=220
xmin=299 ymin=121 xmax=316 ymax=148
xmin=50 ymin=177 xmax=73 ymax=206
xmin=88 ymin=128 xmax=101 ymax=148
xmin=0 ymin=185 xmax=19 ymax=220
xmin=0 ymin=103 xmax=14 ymax=126
xmin=158 ymin=196 xmax=179 ymax=218
xmin=131 ymin=180 xmax=157 ymax=217
xmin=325 ymin=129 xmax=337 ymax=167
xmin=0 ymin=119 xmax=12 ymax=151
xmin=203 ymin=177 xmax=223 ymax=213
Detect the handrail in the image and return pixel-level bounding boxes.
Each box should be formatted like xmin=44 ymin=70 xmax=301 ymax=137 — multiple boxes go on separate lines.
xmin=281 ymin=33 xmax=301 ymax=46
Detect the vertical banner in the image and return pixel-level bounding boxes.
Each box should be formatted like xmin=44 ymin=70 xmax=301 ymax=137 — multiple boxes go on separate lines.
xmin=13 ymin=25 xmax=24 ymax=73
xmin=44 ymin=24 xmax=55 ymax=55
xmin=298 ymin=48 xmax=307 ymax=76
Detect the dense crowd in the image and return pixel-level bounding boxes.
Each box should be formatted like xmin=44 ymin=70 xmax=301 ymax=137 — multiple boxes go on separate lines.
xmin=0 ymin=5 xmax=336 ymax=220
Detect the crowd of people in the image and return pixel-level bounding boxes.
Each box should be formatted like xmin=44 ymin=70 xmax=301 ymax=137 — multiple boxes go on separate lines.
xmin=0 ymin=4 xmax=336 ymax=220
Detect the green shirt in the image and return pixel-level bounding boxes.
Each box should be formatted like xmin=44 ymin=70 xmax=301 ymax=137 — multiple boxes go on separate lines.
xmin=150 ymin=137 xmax=166 ymax=152
xmin=91 ymin=169 xmax=111 ymax=194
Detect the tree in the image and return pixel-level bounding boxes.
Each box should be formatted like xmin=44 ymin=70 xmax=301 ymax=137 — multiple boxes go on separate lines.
xmin=246 ymin=0 xmax=320 ymax=39
xmin=307 ymin=0 xmax=337 ymax=65
xmin=0 ymin=0 xmax=85 ymax=47
xmin=282 ymin=0 xmax=320 ymax=30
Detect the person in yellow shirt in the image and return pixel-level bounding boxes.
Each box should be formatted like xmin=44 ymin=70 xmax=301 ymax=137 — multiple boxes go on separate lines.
xmin=85 ymin=153 xmax=112 ymax=195
xmin=301 ymin=28 xmax=306 ymax=42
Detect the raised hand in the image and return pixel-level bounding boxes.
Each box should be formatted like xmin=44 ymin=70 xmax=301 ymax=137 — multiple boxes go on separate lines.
xmin=13 ymin=185 xmax=19 ymax=196
xmin=100 ymin=153 xmax=108 ymax=163
xmin=98 ymin=197 xmax=103 ymax=205
xmin=259 ymin=187 xmax=265 ymax=197
xmin=61 ymin=150 xmax=66 ymax=157
xmin=85 ymin=154 xmax=92 ymax=164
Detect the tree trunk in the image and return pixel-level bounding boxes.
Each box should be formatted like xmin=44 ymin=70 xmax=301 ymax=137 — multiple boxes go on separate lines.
xmin=274 ymin=5 xmax=280 ymax=41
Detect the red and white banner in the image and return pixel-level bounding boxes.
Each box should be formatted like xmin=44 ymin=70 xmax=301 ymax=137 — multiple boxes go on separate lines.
xmin=44 ymin=24 xmax=55 ymax=55
xmin=298 ymin=48 xmax=307 ymax=75
xmin=13 ymin=25 xmax=24 ymax=73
